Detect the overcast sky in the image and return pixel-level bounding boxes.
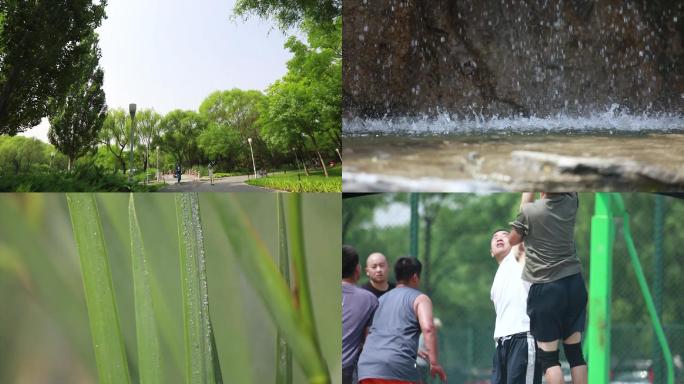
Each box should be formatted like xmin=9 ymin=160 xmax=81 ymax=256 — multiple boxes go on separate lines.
xmin=21 ymin=0 xmax=294 ymax=142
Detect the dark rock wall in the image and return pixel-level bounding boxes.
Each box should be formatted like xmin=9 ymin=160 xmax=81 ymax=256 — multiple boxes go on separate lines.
xmin=343 ymin=0 xmax=683 ymax=118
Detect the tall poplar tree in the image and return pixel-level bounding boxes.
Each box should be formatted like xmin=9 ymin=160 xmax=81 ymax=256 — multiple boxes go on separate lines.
xmin=48 ymin=37 xmax=107 ymax=170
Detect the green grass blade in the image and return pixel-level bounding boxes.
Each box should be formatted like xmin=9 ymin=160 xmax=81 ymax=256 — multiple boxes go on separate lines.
xmin=276 ymin=193 xmax=293 ymax=384
xmin=129 ymin=194 xmax=161 ymax=384
xmin=284 ymin=194 xmax=329 ymax=382
xmin=99 ymin=195 xmax=185 ymax=375
xmin=210 ymin=319 xmax=224 ymax=384
xmin=175 ymin=193 xmax=221 ymax=384
xmin=207 ymin=194 xmax=329 ymax=384
xmin=66 ymin=193 xmax=131 ymax=384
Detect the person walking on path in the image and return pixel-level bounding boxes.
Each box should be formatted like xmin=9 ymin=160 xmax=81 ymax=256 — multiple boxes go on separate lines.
xmin=175 ymin=164 xmax=182 ymax=184
xmin=208 ymin=162 xmax=215 ymax=186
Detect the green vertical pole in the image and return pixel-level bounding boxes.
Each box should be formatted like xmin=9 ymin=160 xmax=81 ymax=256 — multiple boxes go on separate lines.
xmin=613 ymin=194 xmax=675 ymax=384
xmin=652 ymin=195 xmax=665 ymax=383
xmin=588 ymin=193 xmax=615 ymax=384
xmin=410 ymin=193 xmax=419 ymax=257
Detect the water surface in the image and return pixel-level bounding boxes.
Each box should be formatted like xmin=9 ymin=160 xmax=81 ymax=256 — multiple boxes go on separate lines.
xmin=343 ymin=133 xmax=684 ymax=191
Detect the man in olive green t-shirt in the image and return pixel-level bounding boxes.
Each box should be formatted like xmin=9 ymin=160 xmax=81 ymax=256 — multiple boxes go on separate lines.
xmin=508 ymin=193 xmax=588 ymax=384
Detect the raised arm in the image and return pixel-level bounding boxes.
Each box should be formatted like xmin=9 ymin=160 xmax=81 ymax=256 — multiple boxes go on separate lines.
xmin=519 ymin=192 xmax=536 ymax=212
xmin=510 ymin=193 xmax=533 ymax=246
xmin=509 ymin=228 xmax=524 ymax=246
xmin=415 ymin=294 xmax=447 ymax=382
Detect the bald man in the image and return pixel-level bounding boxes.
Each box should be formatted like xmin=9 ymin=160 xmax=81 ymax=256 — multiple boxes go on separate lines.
xmin=362 ymin=252 xmax=396 ymax=298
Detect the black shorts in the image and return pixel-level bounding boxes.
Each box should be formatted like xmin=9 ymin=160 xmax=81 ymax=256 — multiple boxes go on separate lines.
xmin=527 ymin=273 xmax=588 ymax=342
xmin=492 ymin=332 xmax=542 ymax=384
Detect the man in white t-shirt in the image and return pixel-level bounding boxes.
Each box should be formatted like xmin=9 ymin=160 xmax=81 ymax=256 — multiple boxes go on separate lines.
xmin=490 ymin=229 xmax=541 ymax=384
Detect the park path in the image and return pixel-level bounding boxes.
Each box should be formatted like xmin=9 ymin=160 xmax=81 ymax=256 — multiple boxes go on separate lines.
xmin=159 ymin=174 xmax=274 ymax=192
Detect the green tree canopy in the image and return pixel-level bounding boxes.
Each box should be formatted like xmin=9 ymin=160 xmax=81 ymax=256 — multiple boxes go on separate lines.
xmin=0 ymin=135 xmax=49 ymax=174
xmin=198 ymin=89 xmax=265 ymax=140
xmin=48 ymin=37 xmax=107 ymax=170
xmin=197 ymin=123 xmax=243 ymax=170
xmin=135 ymin=109 xmax=162 ymax=175
xmin=233 ymin=0 xmax=339 ymax=30
xmin=260 ymin=17 xmax=341 ymax=173
xmin=159 ymin=110 xmax=207 ymax=168
xmin=100 ymin=109 xmax=131 ymax=174
xmin=0 ymin=1 xmax=107 ymax=134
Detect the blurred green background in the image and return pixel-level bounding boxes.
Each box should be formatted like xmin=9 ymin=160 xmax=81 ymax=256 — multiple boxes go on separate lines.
xmin=0 ymin=193 xmax=341 ymax=383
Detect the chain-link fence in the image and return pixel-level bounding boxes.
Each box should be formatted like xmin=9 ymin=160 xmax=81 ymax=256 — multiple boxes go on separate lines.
xmin=610 ymin=194 xmax=684 ymax=384
xmin=343 ymin=193 xmax=684 ymax=384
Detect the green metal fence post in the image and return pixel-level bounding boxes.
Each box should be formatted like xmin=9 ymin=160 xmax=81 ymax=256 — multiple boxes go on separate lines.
xmin=588 ymin=193 xmax=615 ymax=384
xmin=410 ymin=193 xmax=419 ymax=257
xmin=614 ymin=194 xmax=675 ymax=384
xmin=653 ymin=194 xmax=665 ymax=383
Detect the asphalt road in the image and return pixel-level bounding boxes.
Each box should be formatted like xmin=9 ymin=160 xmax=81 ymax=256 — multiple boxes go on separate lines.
xmin=159 ymin=174 xmax=274 ymax=192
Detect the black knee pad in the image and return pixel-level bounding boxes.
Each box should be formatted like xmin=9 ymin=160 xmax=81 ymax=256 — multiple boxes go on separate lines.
xmin=537 ymin=348 xmax=560 ymax=373
xmin=563 ymin=342 xmax=586 ymax=368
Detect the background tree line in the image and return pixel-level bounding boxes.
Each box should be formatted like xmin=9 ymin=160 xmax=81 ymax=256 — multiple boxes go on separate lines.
xmin=0 ymin=0 xmax=341 ymax=182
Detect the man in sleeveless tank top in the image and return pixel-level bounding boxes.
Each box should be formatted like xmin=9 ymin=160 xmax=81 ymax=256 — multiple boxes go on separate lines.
xmin=357 ymin=257 xmax=447 ymax=384
xmin=343 ymin=245 xmax=379 ymax=384
xmin=490 ymin=229 xmax=541 ymax=384
xmin=508 ymin=193 xmax=588 ymax=384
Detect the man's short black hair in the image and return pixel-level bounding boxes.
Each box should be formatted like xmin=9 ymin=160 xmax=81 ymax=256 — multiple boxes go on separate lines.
xmin=491 ymin=228 xmax=510 ymax=238
xmin=395 ymin=257 xmax=422 ymax=282
xmin=342 ymin=245 xmax=359 ymax=278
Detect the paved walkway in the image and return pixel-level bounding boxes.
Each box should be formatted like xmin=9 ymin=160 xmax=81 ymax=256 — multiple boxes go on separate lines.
xmin=159 ymin=174 xmax=274 ymax=192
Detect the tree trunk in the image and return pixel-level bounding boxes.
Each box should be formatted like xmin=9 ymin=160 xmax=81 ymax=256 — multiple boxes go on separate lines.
xmin=297 ymin=144 xmax=310 ymax=176
xmin=144 ymin=143 xmax=150 ymax=184
xmin=315 ymin=150 xmax=329 ymax=177
xmin=302 ymin=159 xmax=309 ymax=176
xmin=309 ymin=134 xmax=328 ymax=177
xmin=68 ymin=156 xmax=73 ymax=171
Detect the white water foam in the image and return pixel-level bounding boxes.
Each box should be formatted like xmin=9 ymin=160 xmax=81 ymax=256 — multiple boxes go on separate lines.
xmin=343 ymin=172 xmax=505 ymax=192
xmin=343 ymin=106 xmax=684 ymax=135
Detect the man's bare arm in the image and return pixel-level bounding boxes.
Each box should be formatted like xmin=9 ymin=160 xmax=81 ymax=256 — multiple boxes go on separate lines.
xmin=513 ymin=243 xmax=526 ymax=263
xmin=509 ymin=228 xmax=524 ymax=246
xmin=415 ymin=295 xmax=447 ymax=382
xmin=415 ymin=295 xmax=437 ymax=363
xmin=519 ymin=192 xmax=535 ymax=212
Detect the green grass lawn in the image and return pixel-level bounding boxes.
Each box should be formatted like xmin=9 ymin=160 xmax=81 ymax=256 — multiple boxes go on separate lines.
xmin=245 ymin=166 xmax=341 ymax=192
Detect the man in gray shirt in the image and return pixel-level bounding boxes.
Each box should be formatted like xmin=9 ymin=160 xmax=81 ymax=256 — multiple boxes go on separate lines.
xmin=357 ymin=257 xmax=447 ymax=384
xmin=508 ymin=193 xmax=588 ymax=384
xmin=343 ymin=245 xmax=379 ymax=384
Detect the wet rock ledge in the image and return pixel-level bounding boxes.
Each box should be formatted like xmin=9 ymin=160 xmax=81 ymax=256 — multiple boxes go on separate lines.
xmin=343 ymin=0 xmax=683 ymax=119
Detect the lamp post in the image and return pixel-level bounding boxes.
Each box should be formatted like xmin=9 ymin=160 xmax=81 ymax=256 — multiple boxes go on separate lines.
xmin=335 ymin=147 xmax=343 ymax=163
xmin=247 ymin=137 xmax=257 ymax=179
xmin=156 ymin=145 xmax=160 ymax=183
xmin=292 ymin=147 xmax=301 ymax=173
xmin=128 ymin=103 xmax=137 ymax=183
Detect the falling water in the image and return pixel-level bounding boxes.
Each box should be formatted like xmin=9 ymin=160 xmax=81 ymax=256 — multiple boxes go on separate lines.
xmin=342 ymin=0 xmax=684 ymax=190
xmin=343 ymin=0 xmax=683 ymax=123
